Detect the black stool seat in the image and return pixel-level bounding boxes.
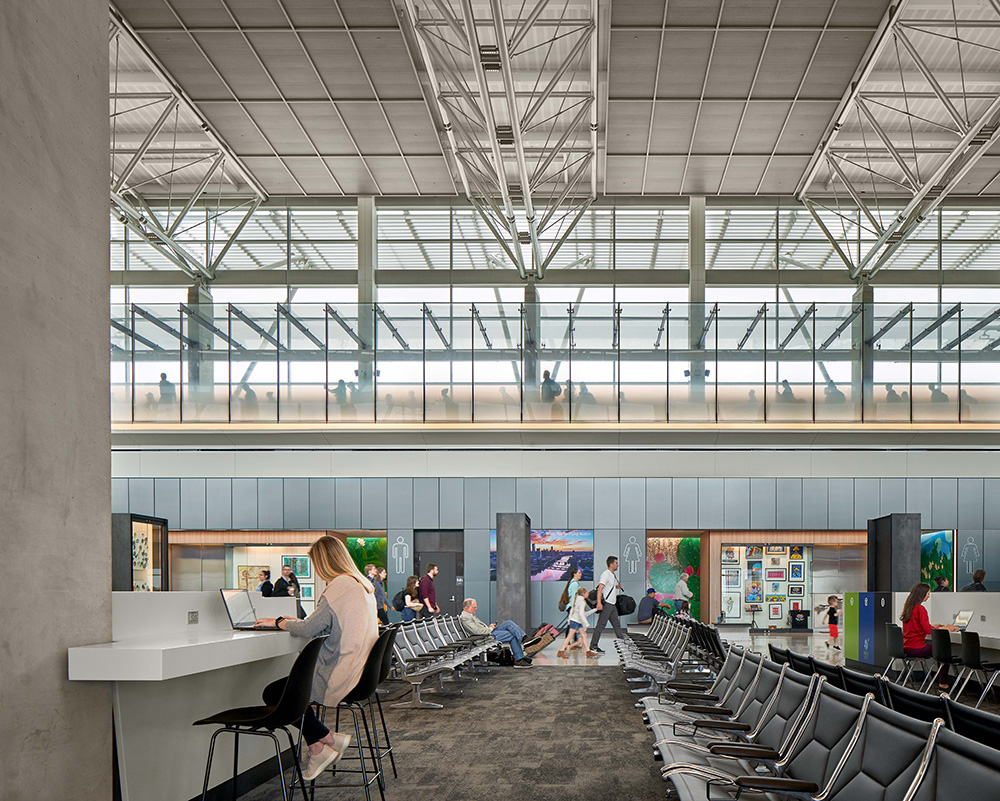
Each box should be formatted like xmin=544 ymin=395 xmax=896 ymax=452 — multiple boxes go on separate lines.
xmin=194 ymin=705 xmax=279 ymax=728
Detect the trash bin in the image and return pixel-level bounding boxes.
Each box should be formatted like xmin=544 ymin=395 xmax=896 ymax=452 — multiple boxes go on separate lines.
xmin=789 ymin=609 xmax=810 ymax=630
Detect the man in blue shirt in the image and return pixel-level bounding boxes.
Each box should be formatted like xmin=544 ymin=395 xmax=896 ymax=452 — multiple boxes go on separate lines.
xmin=637 ymin=588 xmax=657 ymax=624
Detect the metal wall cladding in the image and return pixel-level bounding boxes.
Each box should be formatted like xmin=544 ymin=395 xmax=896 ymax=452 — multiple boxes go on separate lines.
xmin=812 ymin=544 xmax=867 ymax=595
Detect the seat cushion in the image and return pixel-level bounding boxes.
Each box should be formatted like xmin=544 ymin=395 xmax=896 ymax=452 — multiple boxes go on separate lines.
xmin=193 ymin=704 xmax=275 ymax=727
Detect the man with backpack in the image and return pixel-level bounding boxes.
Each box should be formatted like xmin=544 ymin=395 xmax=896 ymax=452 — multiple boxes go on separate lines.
xmin=590 ymin=555 xmax=627 ymax=653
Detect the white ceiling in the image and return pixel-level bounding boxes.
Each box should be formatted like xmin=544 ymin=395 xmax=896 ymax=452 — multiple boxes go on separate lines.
xmin=111 ymin=0 xmax=1000 ymax=199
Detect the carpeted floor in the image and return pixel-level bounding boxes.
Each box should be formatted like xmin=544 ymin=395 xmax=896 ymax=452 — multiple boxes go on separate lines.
xmin=243 ymin=666 xmax=664 ymax=801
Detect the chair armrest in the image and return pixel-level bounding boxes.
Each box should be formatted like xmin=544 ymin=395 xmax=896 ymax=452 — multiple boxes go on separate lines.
xmin=406 ymin=655 xmax=439 ymax=662
xmin=681 ymin=705 xmax=732 ymax=715
xmin=734 ymin=776 xmax=819 ymax=793
xmin=708 ymin=744 xmax=780 ymax=760
xmin=674 ymin=692 xmax=720 ymax=702
xmin=691 ymin=720 xmax=750 ymax=732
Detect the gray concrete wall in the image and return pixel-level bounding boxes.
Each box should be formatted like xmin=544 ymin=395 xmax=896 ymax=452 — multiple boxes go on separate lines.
xmin=496 ymin=513 xmax=531 ymax=632
xmin=1 ymin=1 xmax=111 ymax=798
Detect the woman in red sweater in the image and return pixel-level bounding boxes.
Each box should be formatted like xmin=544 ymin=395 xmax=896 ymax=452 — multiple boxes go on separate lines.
xmin=900 ymin=582 xmax=959 ymax=690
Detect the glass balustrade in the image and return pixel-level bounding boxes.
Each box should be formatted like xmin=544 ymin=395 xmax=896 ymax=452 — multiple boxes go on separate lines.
xmin=109 ymin=301 xmax=1000 ymax=425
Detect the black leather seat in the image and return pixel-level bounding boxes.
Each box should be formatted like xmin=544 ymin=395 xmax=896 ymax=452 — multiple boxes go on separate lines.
xmin=881 ymin=679 xmax=950 ymax=725
xmin=909 ymin=725 xmax=1000 ymax=801
xmin=787 ymin=649 xmax=812 ymax=676
xmin=839 ymin=664 xmax=888 ymax=705
xmin=767 ymin=644 xmax=790 ymax=666
xmin=809 ymin=655 xmax=845 ymax=689
xmin=193 ymin=637 xmax=324 ymax=801
xmin=943 ymin=697 xmax=1000 ymax=751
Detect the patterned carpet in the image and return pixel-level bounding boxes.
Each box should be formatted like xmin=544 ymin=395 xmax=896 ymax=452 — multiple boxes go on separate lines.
xmin=243 ymin=666 xmax=664 ymax=801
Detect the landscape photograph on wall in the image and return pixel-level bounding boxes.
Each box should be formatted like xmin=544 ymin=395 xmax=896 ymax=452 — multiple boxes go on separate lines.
xmin=490 ymin=529 xmax=594 ymax=581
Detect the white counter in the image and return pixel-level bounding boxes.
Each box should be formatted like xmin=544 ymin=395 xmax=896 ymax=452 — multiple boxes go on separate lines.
xmin=69 ymin=591 xmax=301 ymax=801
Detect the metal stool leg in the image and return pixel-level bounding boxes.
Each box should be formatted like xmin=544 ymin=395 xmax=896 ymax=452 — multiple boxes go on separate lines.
xmin=267 ymin=732 xmax=290 ymax=801
xmin=374 ymin=694 xmax=397 ymax=778
xmin=200 ymin=729 xmax=224 ymax=801
xmin=281 ymin=728 xmax=310 ymax=801
xmin=231 ymin=731 xmax=239 ymax=801
xmin=976 ymin=669 xmax=1000 ymax=709
xmin=357 ymin=702 xmax=385 ymax=801
xmin=350 ymin=706 xmax=372 ymax=801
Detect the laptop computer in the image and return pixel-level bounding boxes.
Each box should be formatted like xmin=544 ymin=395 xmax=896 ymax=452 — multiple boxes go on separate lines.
xmin=220 ymin=589 xmax=282 ymax=631
xmin=953 ymin=609 xmax=974 ymax=630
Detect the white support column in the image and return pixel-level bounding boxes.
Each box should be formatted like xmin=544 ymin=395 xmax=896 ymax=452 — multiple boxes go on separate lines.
xmin=357 ymin=197 xmax=377 ymax=393
xmin=689 ymin=196 xmax=706 ymax=399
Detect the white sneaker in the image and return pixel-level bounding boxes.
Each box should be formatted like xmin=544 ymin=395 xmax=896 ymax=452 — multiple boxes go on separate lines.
xmin=301 ymin=736 xmax=350 ymax=781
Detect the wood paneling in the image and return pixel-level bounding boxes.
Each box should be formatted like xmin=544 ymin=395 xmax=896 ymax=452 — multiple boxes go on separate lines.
xmin=168 ymin=530 xmax=373 ymax=545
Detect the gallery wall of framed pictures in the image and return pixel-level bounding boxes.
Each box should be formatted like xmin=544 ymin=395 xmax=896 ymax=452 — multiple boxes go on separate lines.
xmin=720 ymin=543 xmax=812 ymax=624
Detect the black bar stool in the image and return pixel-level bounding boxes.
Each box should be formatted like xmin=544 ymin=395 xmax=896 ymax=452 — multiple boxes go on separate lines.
xmin=299 ymin=628 xmax=394 ymax=801
xmin=953 ymin=630 xmax=1000 ymax=707
xmin=884 ymin=623 xmax=929 ymax=687
xmin=918 ymin=628 xmax=962 ymax=693
xmin=193 ymin=637 xmax=324 ymax=801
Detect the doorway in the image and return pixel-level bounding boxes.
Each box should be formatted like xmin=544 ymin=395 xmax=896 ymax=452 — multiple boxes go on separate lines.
xmin=415 ymin=530 xmax=464 ymax=615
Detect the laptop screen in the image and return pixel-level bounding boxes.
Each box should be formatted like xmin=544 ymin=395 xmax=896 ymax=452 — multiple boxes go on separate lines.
xmin=221 ymin=589 xmax=256 ymax=628
xmin=953 ymin=609 xmax=974 ymax=629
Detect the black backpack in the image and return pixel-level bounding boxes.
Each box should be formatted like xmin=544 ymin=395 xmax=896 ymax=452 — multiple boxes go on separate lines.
xmin=392 ymin=590 xmax=406 ymax=612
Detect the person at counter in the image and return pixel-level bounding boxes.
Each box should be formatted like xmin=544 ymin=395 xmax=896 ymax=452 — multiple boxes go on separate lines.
xmin=255 ymin=536 xmax=379 ymax=781
xmin=274 ymin=564 xmax=306 ymax=618
xmin=257 ymin=569 xmax=273 ymax=597
xmin=900 ymin=582 xmax=960 ymax=691
xmin=960 ymin=569 xmax=988 ymax=592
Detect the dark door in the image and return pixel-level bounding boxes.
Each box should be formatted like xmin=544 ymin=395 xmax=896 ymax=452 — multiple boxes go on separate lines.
xmin=418 ymin=551 xmax=458 ymax=615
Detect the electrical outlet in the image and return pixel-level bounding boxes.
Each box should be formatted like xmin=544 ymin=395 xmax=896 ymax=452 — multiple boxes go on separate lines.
xmin=187 ymin=611 xmax=199 ymax=625
xmin=982 ymin=615 xmax=987 ymax=622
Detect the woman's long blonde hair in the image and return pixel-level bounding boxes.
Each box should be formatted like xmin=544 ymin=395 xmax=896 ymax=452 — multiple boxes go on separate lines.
xmin=309 ymin=536 xmax=373 ymax=593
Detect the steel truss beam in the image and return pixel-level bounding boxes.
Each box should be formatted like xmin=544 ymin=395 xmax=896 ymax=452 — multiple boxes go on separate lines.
xmin=797 ymin=0 xmax=1000 ymax=281
xmin=110 ymin=6 xmax=267 ymax=282
xmin=400 ymin=0 xmax=598 ymax=280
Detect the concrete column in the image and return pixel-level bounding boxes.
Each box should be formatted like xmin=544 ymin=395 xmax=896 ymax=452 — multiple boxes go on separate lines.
xmin=688 ymin=196 xmax=706 ymax=399
xmin=357 ymin=197 xmax=377 ymax=394
xmin=852 ymin=278 xmax=874 ymax=418
xmin=185 ymin=281 xmax=214 ymax=411
xmin=495 ymin=513 xmax=531 ymax=633
xmin=523 ymin=279 xmax=539 ymax=394
xmin=1 ymin=2 xmax=112 ymax=798
xmin=867 ymin=513 xmax=921 ymax=592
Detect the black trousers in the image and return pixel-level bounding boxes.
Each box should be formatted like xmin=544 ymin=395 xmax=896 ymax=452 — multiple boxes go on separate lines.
xmin=262 ymin=678 xmax=329 ymax=745
xmin=377 ymin=608 xmax=389 ymax=625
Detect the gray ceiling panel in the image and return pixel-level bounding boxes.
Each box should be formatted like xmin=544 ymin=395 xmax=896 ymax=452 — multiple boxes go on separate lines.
xmin=642 ymin=156 xmax=687 ymax=194
xmin=606 ymin=101 xmax=652 ymax=155
xmin=605 ymin=156 xmax=647 ymax=193
xmin=717 ymin=156 xmax=771 ymax=195
xmin=774 ymin=101 xmax=840 ymax=154
xmin=227 ymin=0 xmax=290 ymax=28
xmin=335 ymin=0 xmax=400 ymax=28
xmin=285 ymin=157 xmax=342 ymax=194
xmin=381 ymin=103 xmax=445 ymax=156
xmin=351 ymin=33 xmax=423 ymax=99
xmin=191 ymin=32 xmax=285 ymax=99
xmin=703 ymin=32 xmax=768 ymax=98
xmin=608 ymin=31 xmax=661 ymax=99
xmin=199 ymin=103 xmax=278 ymax=156
xmin=283 ymin=1 xmax=345 ymax=27
xmin=165 ymin=0 xmax=232 ymax=27
xmin=242 ymin=103 xmax=316 ymax=155
xmin=336 ymin=103 xmax=403 ymax=155
xmin=665 ymin=0 xmax=724 ymax=27
xmin=731 ymin=101 xmax=792 ymax=153
xmin=798 ymin=31 xmax=878 ymax=98
xmin=750 ymin=31 xmax=822 ymax=98
xmin=406 ymin=157 xmax=457 ymax=194
xmin=683 ymin=155 xmax=728 ymax=195
xmin=690 ymin=102 xmax=744 ymax=154
xmin=240 ymin=156 xmax=305 ymax=193
xmin=648 ymin=102 xmax=698 ymax=153
xmin=756 ymin=156 xmax=811 ymax=194
xmin=138 ymin=32 xmax=234 ymax=100
xmin=244 ymin=32 xmax=328 ymax=99
xmin=720 ymin=0 xmax=781 ymax=26
xmin=656 ymin=32 xmax=716 ymax=99
xmin=299 ymin=32 xmax=377 ymax=99
xmin=774 ymin=0 xmax=838 ymax=27
xmin=290 ymin=103 xmax=362 ymax=154
xmin=321 ymin=156 xmax=381 ymax=194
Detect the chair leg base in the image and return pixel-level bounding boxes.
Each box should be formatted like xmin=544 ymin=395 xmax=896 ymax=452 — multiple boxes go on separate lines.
xmin=390 ymin=684 xmax=444 ymax=709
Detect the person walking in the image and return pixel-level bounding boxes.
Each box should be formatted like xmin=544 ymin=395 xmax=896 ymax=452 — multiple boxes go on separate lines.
xmin=418 ymin=563 xmax=441 ymax=616
xmin=557 ymin=586 xmax=598 ymax=658
xmin=823 ymin=595 xmax=840 ymax=650
xmin=589 ymin=556 xmax=627 ymax=653
xmin=365 ymin=564 xmax=389 ymax=625
xmin=559 ymin=567 xmax=583 ymax=617
xmin=253 ymin=536 xmax=378 ymax=781
xmin=400 ymin=575 xmax=423 ymax=622
xmin=256 ymin=569 xmax=274 ymax=597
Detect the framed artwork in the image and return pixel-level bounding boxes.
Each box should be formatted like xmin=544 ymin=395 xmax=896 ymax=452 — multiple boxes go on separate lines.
xmin=746 ymin=545 xmax=763 ymax=559
xmin=722 ymin=568 xmax=741 ymax=590
xmin=788 ymin=584 xmax=805 ymax=597
xmin=765 ymin=594 xmax=786 ymax=602
xmin=281 ymin=555 xmax=312 ymax=579
xmin=765 ymin=568 xmax=786 ymax=581
xmin=769 ymin=581 xmax=782 ymax=594
xmin=766 ymin=546 xmax=786 ymax=554
xmin=722 ymin=593 xmax=741 ymax=618
xmin=237 ymin=565 xmax=269 ymax=591
xmin=721 ymin=546 xmax=740 ymax=564
xmin=769 ymin=604 xmax=783 ymax=619
xmin=746 ymin=604 xmax=762 ymax=612
xmin=748 ymin=560 xmax=762 ymax=581
xmin=300 ymin=584 xmax=314 ymax=599
xmin=746 ymin=580 xmax=763 ymax=604
xmin=770 ymin=557 xmax=782 ymax=566
xmin=789 ymin=546 xmax=804 ymax=560
xmin=790 ymin=563 xmax=804 ymax=580
xmin=790 ymin=600 xmax=802 ymax=611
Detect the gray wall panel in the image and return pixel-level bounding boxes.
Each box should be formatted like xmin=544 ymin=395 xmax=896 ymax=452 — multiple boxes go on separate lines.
xmin=880 ymin=479 xmax=906 ymax=517
xmin=516 ymin=478 xmax=542 ymax=526
xmin=673 ymin=478 xmax=699 ymax=529
xmin=112 ymin=478 xmax=129 ymax=514
xmin=362 ymin=478 xmax=388 ymax=529
xmin=956 ymin=529 xmax=984 ymax=587
xmin=257 ymin=478 xmax=283 ymax=529
xmin=540 ymin=582 xmax=563 ymax=626
xmin=232 ymin=478 xmax=258 ymax=529
xmin=750 ymin=478 xmax=776 ymax=529
xmin=802 ymin=479 xmax=828 ymax=529
xmin=309 ymin=478 xmax=335 ymax=529
xmin=906 ymin=478 xmax=932 ymax=527
xmin=776 ymin=478 xmax=802 ymax=530
xmin=335 ymin=478 xmax=362 ymax=529
xmin=464 ymin=580 xmax=491 ymax=622
xmin=387 ymin=478 xmax=413 ymax=528
xmin=464 ymin=529 xmax=491 ymax=583
xmin=593 ymin=529 xmax=619 ymax=574
xmin=489 ymin=478 xmax=516 ymax=527
xmin=594 ymin=478 xmax=620 ymax=529
xmin=568 ymin=478 xmax=595 ymax=528
xmin=854 ymin=479 xmax=880 ymax=529
xmin=828 ymin=478 xmax=854 ymax=530
xmin=439 ymin=478 xmax=464 ymax=529
xmin=645 ymin=478 xmax=672 ymax=529
xmin=179 ymin=478 xmax=206 ymax=529
xmin=619 ymin=529 xmax=646 ymax=622
xmin=128 ymin=478 xmax=154 ymax=516
xmin=724 ymin=478 xmax=750 ymax=529
xmin=958 ymin=478 xmax=984 ymax=530
xmin=411 ymin=478 xmax=439 ymax=529
xmin=463 ymin=478 xmax=490 ymax=529
xmin=542 ymin=477 xmax=569 ymax=528
xmin=530 ymin=581 xmax=543 ymax=628
xmin=153 ymin=478 xmax=180 ymax=529
xmin=931 ymin=478 xmax=958 ymax=530
xmin=283 ymin=478 xmax=310 ymax=530
xmin=986 ymin=480 xmax=1000 ymax=529
xmin=698 ymin=478 xmax=724 ymax=529
xmin=619 ymin=478 xmax=645 ymax=529
xmin=983 ymin=531 xmax=1000 ymax=592
xmin=206 ymin=478 xmax=233 ymax=529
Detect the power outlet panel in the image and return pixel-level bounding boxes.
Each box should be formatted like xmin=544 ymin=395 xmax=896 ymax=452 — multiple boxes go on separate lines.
xmin=187 ymin=611 xmax=199 ymax=625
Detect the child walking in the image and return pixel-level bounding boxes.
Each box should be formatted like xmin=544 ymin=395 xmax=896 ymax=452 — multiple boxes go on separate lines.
xmin=824 ymin=595 xmax=841 ymax=650
xmin=557 ymin=586 xmax=598 ymax=658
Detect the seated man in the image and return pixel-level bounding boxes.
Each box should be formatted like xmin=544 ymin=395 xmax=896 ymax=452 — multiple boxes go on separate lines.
xmin=636 ymin=587 xmax=657 ymax=624
xmin=460 ymin=598 xmax=533 ymax=668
